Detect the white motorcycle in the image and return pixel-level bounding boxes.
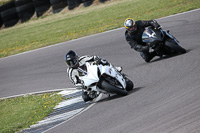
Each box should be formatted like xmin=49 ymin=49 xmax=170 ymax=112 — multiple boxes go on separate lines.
xmin=78 ymin=61 xmax=134 ymax=102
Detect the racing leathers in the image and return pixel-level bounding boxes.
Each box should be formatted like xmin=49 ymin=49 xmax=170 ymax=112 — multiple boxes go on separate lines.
xmin=67 ymin=55 xmax=122 ymax=102
xmin=67 ymin=55 xmax=100 ymax=89
xmin=125 ymin=20 xmax=160 ymax=62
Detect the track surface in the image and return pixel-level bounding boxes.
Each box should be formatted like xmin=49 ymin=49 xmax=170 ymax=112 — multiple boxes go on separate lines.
xmin=1 ymin=9 xmax=200 ymax=133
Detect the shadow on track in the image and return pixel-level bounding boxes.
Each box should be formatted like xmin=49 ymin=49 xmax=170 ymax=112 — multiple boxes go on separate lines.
xmin=97 ymin=87 xmax=144 ymax=103
xmin=134 ymin=50 xmax=189 ymax=67
xmin=150 ymin=50 xmax=189 ymax=63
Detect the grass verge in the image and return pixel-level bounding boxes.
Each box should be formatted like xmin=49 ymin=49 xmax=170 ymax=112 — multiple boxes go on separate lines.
xmin=0 ymin=0 xmax=199 ymax=58
xmin=0 ymin=92 xmax=63 ymax=133
xmin=0 ymin=0 xmax=11 ymax=6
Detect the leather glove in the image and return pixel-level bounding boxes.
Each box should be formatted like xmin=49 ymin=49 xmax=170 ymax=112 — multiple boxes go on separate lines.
xmin=95 ymin=59 xmax=109 ymax=65
xmin=152 ymin=20 xmax=160 ymax=29
xmin=94 ymin=59 xmax=101 ymax=65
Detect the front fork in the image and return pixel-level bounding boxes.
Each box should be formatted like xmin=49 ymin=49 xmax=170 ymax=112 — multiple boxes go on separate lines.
xmin=165 ymin=30 xmax=180 ymax=45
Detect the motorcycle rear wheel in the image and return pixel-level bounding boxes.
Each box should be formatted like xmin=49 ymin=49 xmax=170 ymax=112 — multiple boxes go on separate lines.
xmin=82 ymin=90 xmax=93 ymax=102
xmin=100 ymin=80 xmax=128 ymax=96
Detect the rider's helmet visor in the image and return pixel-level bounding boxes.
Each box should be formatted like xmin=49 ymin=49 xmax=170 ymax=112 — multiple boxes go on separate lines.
xmin=66 ymin=59 xmax=78 ymax=68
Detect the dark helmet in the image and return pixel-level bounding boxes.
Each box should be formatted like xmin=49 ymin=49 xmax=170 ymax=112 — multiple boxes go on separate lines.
xmin=65 ymin=50 xmax=79 ymax=68
xmin=124 ymin=18 xmax=137 ymax=33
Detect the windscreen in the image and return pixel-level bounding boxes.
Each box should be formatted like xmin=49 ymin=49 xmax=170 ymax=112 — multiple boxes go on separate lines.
xmin=142 ymin=27 xmax=156 ymax=43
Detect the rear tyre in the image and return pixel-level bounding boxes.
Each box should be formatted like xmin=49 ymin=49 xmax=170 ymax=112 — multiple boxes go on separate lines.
xmin=1 ymin=8 xmax=19 ymax=27
xmin=165 ymin=39 xmax=186 ymax=54
xmin=50 ymin=0 xmax=67 ymax=13
xmin=82 ymin=0 xmax=94 ymax=7
xmin=100 ymin=80 xmax=128 ymax=96
xmin=0 ymin=17 xmax=3 ymax=28
xmin=32 ymin=0 xmax=51 ymax=17
xmin=67 ymin=0 xmax=77 ymax=10
xmin=16 ymin=3 xmax=35 ymax=22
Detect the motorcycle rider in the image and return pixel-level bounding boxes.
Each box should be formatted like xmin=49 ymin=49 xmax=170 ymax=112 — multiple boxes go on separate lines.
xmin=65 ymin=50 xmax=122 ymax=102
xmin=124 ymin=18 xmax=161 ymax=62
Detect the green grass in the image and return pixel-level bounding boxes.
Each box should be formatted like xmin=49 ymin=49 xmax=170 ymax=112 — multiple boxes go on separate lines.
xmin=0 ymin=0 xmax=11 ymax=6
xmin=0 ymin=0 xmax=199 ymax=58
xmin=0 ymin=93 xmax=63 ymax=133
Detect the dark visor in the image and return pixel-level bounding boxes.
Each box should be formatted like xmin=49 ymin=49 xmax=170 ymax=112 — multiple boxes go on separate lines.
xmin=66 ymin=60 xmax=77 ymax=67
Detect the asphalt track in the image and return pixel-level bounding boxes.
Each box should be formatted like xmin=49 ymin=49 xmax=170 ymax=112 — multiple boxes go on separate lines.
xmin=0 ymin=9 xmax=200 ymax=133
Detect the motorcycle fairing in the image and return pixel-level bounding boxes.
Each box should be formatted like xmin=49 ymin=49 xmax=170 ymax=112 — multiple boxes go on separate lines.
xmin=142 ymin=27 xmax=164 ymax=43
xmin=79 ymin=63 xmax=99 ymax=87
xmin=164 ymin=31 xmax=181 ymax=46
xmin=79 ymin=63 xmax=108 ymax=93
xmin=98 ymin=64 xmax=126 ymax=89
xmin=79 ymin=62 xmax=126 ymax=92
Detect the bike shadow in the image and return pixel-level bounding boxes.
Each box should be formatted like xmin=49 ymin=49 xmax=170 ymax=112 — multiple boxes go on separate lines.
xmin=134 ymin=50 xmax=189 ymax=67
xmin=97 ymin=87 xmax=143 ymax=102
xmin=128 ymin=86 xmax=144 ymax=94
xmin=152 ymin=49 xmax=190 ymax=63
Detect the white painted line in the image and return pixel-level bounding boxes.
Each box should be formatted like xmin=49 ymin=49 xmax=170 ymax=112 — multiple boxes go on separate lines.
xmin=0 ymin=88 xmax=78 ymax=100
xmin=31 ymin=108 xmax=84 ymax=128
xmin=43 ymin=103 xmax=97 ymax=133
xmin=0 ymin=89 xmax=67 ymax=100
xmin=57 ymin=89 xmax=81 ymax=95
xmin=43 ymin=92 xmax=104 ymax=133
xmin=54 ymin=96 xmax=83 ymax=109
xmin=157 ymin=8 xmax=200 ymax=20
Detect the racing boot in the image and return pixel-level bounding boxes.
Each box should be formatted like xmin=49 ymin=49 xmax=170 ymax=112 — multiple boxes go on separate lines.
xmin=82 ymin=90 xmax=93 ymax=102
xmin=140 ymin=51 xmax=156 ymax=63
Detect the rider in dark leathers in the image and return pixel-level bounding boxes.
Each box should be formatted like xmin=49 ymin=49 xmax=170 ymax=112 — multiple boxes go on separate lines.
xmin=124 ymin=18 xmax=161 ymax=62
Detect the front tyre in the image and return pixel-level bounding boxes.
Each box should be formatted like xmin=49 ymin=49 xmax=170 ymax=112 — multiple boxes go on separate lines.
xmin=100 ymin=80 xmax=128 ymax=96
xmin=165 ymin=39 xmax=186 ymax=54
xmin=125 ymin=78 xmax=134 ymax=91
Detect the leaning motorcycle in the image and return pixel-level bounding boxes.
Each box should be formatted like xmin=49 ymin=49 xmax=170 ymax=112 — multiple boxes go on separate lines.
xmin=78 ymin=61 xmax=134 ymax=102
xmin=142 ymin=26 xmax=186 ymax=57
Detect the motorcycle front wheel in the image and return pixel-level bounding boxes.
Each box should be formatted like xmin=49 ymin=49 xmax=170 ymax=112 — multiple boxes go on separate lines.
xmin=100 ymin=80 xmax=128 ymax=96
xmin=165 ymin=39 xmax=186 ymax=54
xmin=125 ymin=78 xmax=134 ymax=91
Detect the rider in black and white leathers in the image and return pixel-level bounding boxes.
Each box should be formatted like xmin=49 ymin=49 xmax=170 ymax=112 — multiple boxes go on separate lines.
xmin=67 ymin=55 xmax=101 ymax=90
xmin=65 ymin=50 xmax=122 ymax=102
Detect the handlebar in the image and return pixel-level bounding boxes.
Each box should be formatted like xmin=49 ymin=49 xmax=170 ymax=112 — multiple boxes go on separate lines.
xmin=155 ymin=26 xmax=162 ymax=30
